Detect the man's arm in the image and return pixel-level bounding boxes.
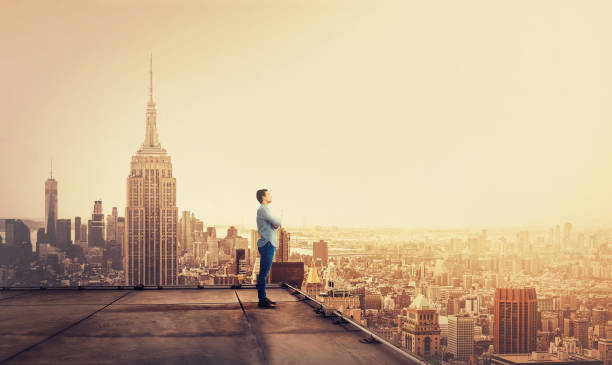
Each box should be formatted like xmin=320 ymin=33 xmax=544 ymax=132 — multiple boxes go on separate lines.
xmin=262 ymin=207 xmax=282 ymax=228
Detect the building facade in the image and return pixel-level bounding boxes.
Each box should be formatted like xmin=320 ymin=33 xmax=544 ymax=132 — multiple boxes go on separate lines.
xmin=125 ymin=56 xmax=178 ymax=286
xmin=448 ymin=314 xmax=474 ymax=361
xmin=400 ymin=294 xmax=441 ymax=359
xmin=493 ymin=287 xmax=538 ymax=353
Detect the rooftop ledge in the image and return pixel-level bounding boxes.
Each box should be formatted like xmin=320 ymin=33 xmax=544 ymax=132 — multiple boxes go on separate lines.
xmin=0 ymin=283 xmax=419 ymax=365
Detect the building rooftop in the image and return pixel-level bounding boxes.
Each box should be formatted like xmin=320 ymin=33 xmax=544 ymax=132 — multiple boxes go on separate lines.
xmin=0 ymin=286 xmax=414 ymax=364
xmin=492 ymin=353 xmax=603 ymax=365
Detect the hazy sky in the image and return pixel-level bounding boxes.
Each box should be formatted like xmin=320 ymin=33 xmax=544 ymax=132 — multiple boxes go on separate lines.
xmin=1 ymin=0 xmax=611 ymax=229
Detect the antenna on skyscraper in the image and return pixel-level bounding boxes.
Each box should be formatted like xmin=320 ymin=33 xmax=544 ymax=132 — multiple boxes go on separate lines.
xmin=50 ymin=159 xmax=53 ymax=179
xmin=149 ymin=52 xmax=153 ymax=102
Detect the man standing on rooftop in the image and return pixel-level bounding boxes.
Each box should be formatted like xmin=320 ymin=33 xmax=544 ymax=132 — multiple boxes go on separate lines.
xmin=255 ymin=188 xmax=282 ymax=308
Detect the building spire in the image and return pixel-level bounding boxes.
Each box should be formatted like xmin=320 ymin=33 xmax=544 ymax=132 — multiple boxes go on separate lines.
xmin=140 ymin=52 xmax=163 ymax=150
xmin=50 ymin=159 xmax=53 ymax=179
xmin=149 ymin=53 xmax=153 ymax=102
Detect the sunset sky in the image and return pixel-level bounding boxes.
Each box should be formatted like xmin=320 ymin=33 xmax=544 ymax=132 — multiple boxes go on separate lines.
xmin=1 ymin=0 xmax=611 ymax=229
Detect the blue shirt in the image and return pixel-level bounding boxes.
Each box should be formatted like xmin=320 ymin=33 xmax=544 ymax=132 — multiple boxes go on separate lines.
xmin=256 ymin=204 xmax=282 ymax=248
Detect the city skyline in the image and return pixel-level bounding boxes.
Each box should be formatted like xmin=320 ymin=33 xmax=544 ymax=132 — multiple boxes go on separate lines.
xmin=2 ymin=1 xmax=612 ymax=229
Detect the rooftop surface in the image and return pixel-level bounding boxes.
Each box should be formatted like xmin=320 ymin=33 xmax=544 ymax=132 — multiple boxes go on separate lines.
xmin=0 ymin=286 xmax=413 ymax=364
xmin=492 ymin=353 xmax=603 ymax=365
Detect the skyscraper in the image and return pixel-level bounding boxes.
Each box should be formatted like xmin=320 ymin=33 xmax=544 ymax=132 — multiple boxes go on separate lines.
xmin=313 ymin=239 xmax=328 ymax=267
xmin=44 ymin=161 xmax=58 ymax=237
xmin=56 ymin=219 xmax=71 ymax=251
xmin=46 ymin=197 xmax=57 ymax=246
xmin=4 ymin=219 xmax=31 ymax=246
xmin=74 ymin=216 xmax=81 ymax=242
xmin=88 ymin=200 xmax=105 ymax=247
xmin=106 ymin=207 xmax=118 ymax=241
xmin=250 ymin=229 xmax=260 ymax=265
xmin=80 ymin=225 xmax=87 ymax=244
xmin=178 ymin=211 xmax=194 ymax=255
xmin=274 ymin=227 xmax=290 ymax=262
xmin=125 ymin=55 xmax=178 ymax=286
xmin=493 ymin=287 xmax=537 ymax=354
xmin=448 ymin=314 xmax=474 ymax=361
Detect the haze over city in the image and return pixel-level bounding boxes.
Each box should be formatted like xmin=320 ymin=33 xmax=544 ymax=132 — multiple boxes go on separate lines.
xmin=2 ymin=0 xmax=612 ymax=229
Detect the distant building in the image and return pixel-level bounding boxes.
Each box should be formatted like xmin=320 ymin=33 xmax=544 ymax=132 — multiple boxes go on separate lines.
xmin=74 ymin=216 xmax=81 ymax=242
xmin=250 ymin=229 xmax=260 ymax=265
xmin=178 ymin=211 xmax=194 ymax=255
xmin=491 ymin=352 xmax=602 ymax=365
xmin=494 ymin=287 xmax=537 ymax=354
xmin=574 ymin=319 xmax=589 ymax=349
xmin=303 ymin=264 xmax=322 ymax=298
xmin=235 ymin=248 xmax=246 ymax=275
xmin=274 ymin=227 xmax=290 ymax=262
xmin=448 ymin=314 xmax=474 ymax=361
xmin=598 ymin=338 xmax=612 ymax=365
xmin=44 ymin=163 xmax=58 ymax=238
xmin=80 ymin=224 xmax=87 ymax=244
xmin=46 ymin=197 xmax=57 ymax=246
xmin=313 ymin=239 xmax=328 ymax=267
xmin=106 ymin=207 xmax=118 ymax=241
xmin=88 ymin=200 xmax=105 ymax=248
xmin=56 ymin=219 xmax=71 ymax=251
xmin=226 ymin=226 xmax=238 ymax=239
xmin=4 ymin=219 xmax=31 ymax=246
xmin=400 ymin=294 xmax=441 ymax=359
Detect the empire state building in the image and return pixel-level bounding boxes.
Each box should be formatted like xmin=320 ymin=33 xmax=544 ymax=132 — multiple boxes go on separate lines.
xmin=125 ymin=56 xmax=178 ymax=286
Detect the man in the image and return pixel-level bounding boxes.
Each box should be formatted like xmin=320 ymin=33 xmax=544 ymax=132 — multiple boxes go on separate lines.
xmin=255 ymin=188 xmax=282 ymax=308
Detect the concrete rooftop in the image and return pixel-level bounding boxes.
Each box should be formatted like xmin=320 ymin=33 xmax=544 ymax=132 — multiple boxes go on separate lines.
xmin=0 ymin=287 xmax=413 ymax=364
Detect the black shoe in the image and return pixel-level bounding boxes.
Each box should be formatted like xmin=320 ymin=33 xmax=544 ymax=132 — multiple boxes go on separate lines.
xmin=264 ymin=297 xmax=276 ymax=305
xmin=258 ymin=300 xmax=276 ymax=308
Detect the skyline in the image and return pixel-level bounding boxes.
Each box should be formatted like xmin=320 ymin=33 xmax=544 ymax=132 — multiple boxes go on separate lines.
xmin=2 ymin=1 xmax=612 ymax=229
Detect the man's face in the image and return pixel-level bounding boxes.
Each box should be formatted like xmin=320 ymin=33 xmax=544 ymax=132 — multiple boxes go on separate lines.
xmin=264 ymin=190 xmax=272 ymax=203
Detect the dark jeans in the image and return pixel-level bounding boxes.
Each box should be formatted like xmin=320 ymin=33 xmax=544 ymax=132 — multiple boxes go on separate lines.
xmin=256 ymin=241 xmax=276 ymax=302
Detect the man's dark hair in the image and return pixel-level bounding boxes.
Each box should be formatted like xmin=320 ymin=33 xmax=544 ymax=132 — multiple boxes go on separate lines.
xmin=256 ymin=189 xmax=268 ymax=204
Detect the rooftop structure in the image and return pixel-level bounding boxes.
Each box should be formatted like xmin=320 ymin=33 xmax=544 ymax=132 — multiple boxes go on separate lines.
xmin=0 ymin=285 xmax=416 ymax=364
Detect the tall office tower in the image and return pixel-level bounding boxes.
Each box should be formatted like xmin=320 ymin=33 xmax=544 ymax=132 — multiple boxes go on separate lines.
xmin=80 ymin=225 xmax=87 ymax=244
xmin=448 ymin=314 xmax=474 ymax=361
xmin=178 ymin=211 xmax=194 ymax=255
xmin=56 ymin=219 xmax=71 ymax=251
xmin=563 ymin=222 xmax=572 ymax=249
xmin=46 ymin=198 xmax=57 ymax=246
xmin=574 ymin=319 xmax=588 ymax=348
xmin=106 ymin=207 xmax=118 ymax=241
xmin=206 ymin=227 xmax=219 ymax=267
xmin=400 ymin=294 xmax=441 ymax=359
xmin=116 ymin=217 xmax=125 ymax=255
xmin=125 ymin=56 xmax=178 ymax=286
xmin=88 ymin=200 xmax=105 ymax=247
xmin=250 ymin=229 xmax=260 ymax=265
xmin=4 ymin=219 xmax=31 ymax=246
xmin=74 ymin=216 xmax=81 ymax=242
xmin=274 ymin=227 xmax=290 ymax=262
xmin=493 ymin=287 xmax=537 ymax=353
xmin=235 ymin=248 xmax=246 ymax=275
xmin=313 ymin=239 xmax=328 ymax=267
xmin=44 ymin=161 xmax=58 ymax=237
